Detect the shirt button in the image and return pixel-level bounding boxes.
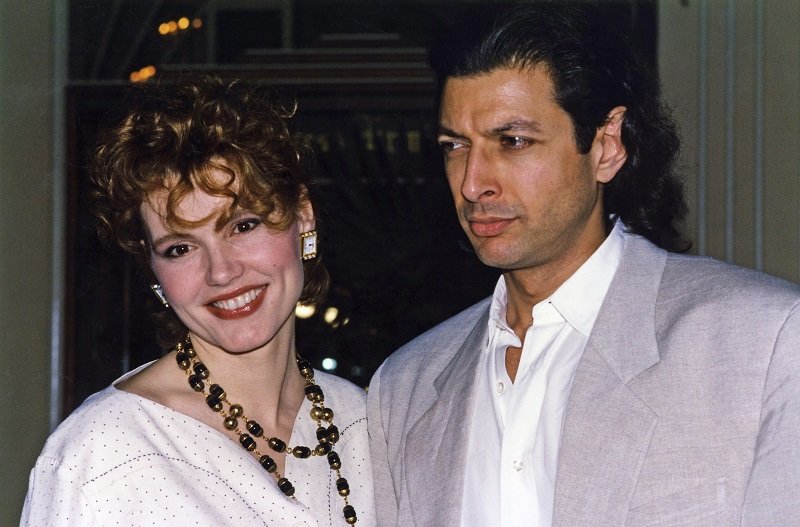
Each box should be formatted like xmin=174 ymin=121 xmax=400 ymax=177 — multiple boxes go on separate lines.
xmin=496 ymin=381 xmax=505 ymax=394
xmin=512 ymin=459 xmax=524 ymax=472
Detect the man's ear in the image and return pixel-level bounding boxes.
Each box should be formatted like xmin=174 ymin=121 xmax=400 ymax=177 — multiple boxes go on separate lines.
xmin=297 ymin=185 xmax=316 ymax=233
xmin=594 ymin=106 xmax=628 ymax=184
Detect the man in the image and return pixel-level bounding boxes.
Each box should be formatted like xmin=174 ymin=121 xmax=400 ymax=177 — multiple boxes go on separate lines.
xmin=367 ymin=3 xmax=800 ymax=526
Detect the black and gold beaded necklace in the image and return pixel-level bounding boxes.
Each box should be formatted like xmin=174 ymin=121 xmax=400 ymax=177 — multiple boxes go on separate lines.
xmin=174 ymin=336 xmax=358 ymax=524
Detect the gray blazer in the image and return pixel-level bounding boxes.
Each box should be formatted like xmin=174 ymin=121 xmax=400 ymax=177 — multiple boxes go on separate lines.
xmin=368 ymin=234 xmax=800 ymax=526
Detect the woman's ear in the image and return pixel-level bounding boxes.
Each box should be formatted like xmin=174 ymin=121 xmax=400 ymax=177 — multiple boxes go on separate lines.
xmin=594 ymin=106 xmax=628 ymax=184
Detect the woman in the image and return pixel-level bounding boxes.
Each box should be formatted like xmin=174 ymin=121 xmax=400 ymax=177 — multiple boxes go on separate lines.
xmin=21 ymin=77 xmax=375 ymax=526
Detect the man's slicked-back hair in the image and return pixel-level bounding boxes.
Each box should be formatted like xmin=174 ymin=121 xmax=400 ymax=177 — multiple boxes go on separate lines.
xmin=429 ymin=2 xmax=689 ymax=252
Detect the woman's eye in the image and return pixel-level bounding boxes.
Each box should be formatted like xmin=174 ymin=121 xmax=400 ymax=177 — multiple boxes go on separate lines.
xmin=233 ymin=218 xmax=261 ymax=234
xmin=164 ymin=244 xmax=191 ymax=258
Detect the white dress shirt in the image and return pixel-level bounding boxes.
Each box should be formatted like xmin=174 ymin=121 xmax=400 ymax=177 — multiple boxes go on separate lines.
xmin=460 ymin=221 xmax=625 ymax=527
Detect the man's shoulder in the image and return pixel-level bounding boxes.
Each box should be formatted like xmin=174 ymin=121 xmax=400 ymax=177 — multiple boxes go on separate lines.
xmin=380 ymin=297 xmax=491 ymax=377
xmin=662 ymin=252 xmax=800 ymax=307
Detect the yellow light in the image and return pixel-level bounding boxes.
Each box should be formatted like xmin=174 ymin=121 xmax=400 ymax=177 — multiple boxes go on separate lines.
xmin=323 ymin=307 xmax=339 ymax=324
xmin=178 ymin=17 xmax=190 ymax=30
xmin=130 ymin=71 xmax=141 ymax=82
xmin=158 ymin=22 xmax=170 ymax=35
xmin=192 ymin=18 xmax=203 ymax=29
xmin=168 ymin=21 xmax=178 ymax=33
xmin=295 ymin=303 xmax=316 ymax=319
xmin=143 ymin=65 xmax=156 ymax=77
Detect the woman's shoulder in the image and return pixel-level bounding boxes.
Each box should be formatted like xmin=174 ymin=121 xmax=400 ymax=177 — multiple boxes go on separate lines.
xmin=34 ymin=384 xmax=148 ymax=473
xmin=314 ymin=370 xmax=366 ymax=402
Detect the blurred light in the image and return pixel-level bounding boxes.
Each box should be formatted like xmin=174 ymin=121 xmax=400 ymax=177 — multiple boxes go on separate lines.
xmin=295 ymin=303 xmax=316 ymax=319
xmin=342 ymin=317 xmax=350 ymax=326
xmin=167 ymin=21 xmax=178 ymax=33
xmin=158 ymin=22 xmax=170 ymax=35
xmin=192 ymin=18 xmax=203 ymax=29
xmin=178 ymin=17 xmax=190 ymax=30
xmin=130 ymin=65 xmax=157 ymax=83
xmin=323 ymin=307 xmax=339 ymax=324
xmin=321 ymin=358 xmax=338 ymax=371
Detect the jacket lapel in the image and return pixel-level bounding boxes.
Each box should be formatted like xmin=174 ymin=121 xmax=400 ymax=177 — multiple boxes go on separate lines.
xmin=553 ymin=235 xmax=667 ymax=526
xmin=403 ymin=308 xmax=490 ymax=526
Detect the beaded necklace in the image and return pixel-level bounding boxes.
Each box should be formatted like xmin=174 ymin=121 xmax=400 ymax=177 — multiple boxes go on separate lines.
xmin=174 ymin=336 xmax=358 ymax=524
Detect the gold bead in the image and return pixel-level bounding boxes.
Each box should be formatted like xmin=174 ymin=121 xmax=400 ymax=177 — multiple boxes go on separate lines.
xmin=310 ymin=407 xmax=325 ymax=420
xmin=224 ymin=416 xmax=238 ymax=430
xmin=322 ymin=407 xmax=334 ymax=421
xmin=230 ymin=404 xmax=244 ymax=417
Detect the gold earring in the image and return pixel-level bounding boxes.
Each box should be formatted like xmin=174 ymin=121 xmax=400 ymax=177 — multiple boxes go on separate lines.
xmin=300 ymin=230 xmax=318 ymax=260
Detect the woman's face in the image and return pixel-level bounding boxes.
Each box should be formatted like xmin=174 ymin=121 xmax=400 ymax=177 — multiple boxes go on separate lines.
xmin=140 ymin=169 xmax=312 ymax=354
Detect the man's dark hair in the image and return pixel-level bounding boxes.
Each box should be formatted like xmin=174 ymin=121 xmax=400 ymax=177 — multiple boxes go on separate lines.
xmin=428 ymin=2 xmax=689 ymax=252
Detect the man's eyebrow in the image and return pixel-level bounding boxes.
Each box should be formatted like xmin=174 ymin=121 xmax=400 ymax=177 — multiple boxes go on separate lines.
xmin=437 ymin=125 xmax=462 ymax=138
xmin=437 ymin=119 xmax=544 ymax=138
xmin=490 ymin=119 xmax=543 ymax=135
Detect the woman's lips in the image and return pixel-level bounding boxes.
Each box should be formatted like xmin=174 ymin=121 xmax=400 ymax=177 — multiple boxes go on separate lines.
xmin=468 ymin=218 xmax=514 ymax=237
xmin=206 ymin=286 xmax=266 ymax=320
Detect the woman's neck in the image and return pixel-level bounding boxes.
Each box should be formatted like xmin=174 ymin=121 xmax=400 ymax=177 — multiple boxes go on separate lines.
xmin=187 ymin=330 xmax=306 ymax=434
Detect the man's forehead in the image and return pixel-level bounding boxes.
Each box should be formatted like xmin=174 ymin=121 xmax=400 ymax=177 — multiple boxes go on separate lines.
xmin=438 ymin=67 xmax=562 ymax=133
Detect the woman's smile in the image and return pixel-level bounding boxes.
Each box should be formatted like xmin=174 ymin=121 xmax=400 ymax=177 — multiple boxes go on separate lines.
xmin=207 ymin=285 xmax=267 ymax=319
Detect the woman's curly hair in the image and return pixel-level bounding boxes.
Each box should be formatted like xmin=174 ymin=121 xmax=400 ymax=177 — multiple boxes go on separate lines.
xmin=91 ymin=75 xmax=329 ymax=347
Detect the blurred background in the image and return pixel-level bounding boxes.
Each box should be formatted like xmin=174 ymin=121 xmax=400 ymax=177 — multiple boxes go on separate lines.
xmin=2 ymin=0 xmax=798 ymax=522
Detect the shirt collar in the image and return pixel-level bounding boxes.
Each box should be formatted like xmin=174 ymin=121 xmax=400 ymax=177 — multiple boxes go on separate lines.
xmin=488 ymin=219 xmax=626 ymax=337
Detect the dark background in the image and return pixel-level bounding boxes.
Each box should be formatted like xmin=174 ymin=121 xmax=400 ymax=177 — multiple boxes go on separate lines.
xmin=64 ymin=0 xmax=656 ymax=415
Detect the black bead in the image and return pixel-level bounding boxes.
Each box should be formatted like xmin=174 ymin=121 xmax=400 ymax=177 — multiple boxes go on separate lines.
xmin=193 ymin=362 xmax=209 ymax=379
xmin=205 ymin=394 xmax=223 ymax=411
xmin=209 ymin=384 xmax=224 ymax=398
xmin=188 ymin=375 xmax=205 ymax=392
xmin=246 ymin=420 xmax=264 ymax=437
xmin=316 ymin=426 xmax=328 ymax=442
xmin=297 ymin=359 xmax=314 ymax=378
xmin=327 ymin=451 xmax=341 ymax=469
xmin=268 ymin=437 xmax=286 ymax=453
xmin=292 ymin=446 xmax=311 ymax=458
xmin=327 ymin=425 xmax=340 ymax=444
xmin=304 ymin=384 xmax=324 ymax=402
xmin=259 ymin=455 xmax=276 ymax=473
xmin=336 ymin=477 xmax=350 ymax=496
xmin=343 ymin=505 xmax=357 ymax=524
xmin=277 ymin=477 xmax=295 ymax=496
xmin=175 ymin=351 xmax=191 ymax=370
xmin=239 ymin=434 xmax=256 ymax=451
xmin=314 ymin=442 xmax=331 ymax=455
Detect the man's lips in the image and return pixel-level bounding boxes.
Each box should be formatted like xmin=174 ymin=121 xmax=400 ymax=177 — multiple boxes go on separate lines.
xmin=467 ymin=217 xmax=514 ymax=237
xmin=206 ymin=286 xmax=266 ymax=319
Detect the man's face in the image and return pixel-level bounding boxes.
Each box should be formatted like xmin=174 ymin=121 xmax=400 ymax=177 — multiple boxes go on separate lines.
xmin=437 ymin=66 xmax=621 ymax=277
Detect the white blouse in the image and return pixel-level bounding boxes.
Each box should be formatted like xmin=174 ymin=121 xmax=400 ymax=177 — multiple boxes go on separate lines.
xmin=21 ymin=364 xmax=376 ymax=526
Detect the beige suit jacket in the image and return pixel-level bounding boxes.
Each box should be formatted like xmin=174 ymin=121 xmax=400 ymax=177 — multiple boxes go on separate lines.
xmin=368 ymin=234 xmax=800 ymax=526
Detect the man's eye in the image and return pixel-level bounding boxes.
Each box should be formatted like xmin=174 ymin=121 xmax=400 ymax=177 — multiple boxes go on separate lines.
xmin=500 ymin=136 xmax=531 ymax=149
xmin=233 ymin=218 xmax=261 ymax=234
xmin=164 ymin=244 xmax=191 ymax=258
xmin=438 ymin=140 xmax=465 ymax=154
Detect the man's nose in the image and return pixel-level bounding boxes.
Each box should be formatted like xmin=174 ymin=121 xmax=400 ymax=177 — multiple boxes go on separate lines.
xmin=460 ymin=148 xmax=500 ymax=202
